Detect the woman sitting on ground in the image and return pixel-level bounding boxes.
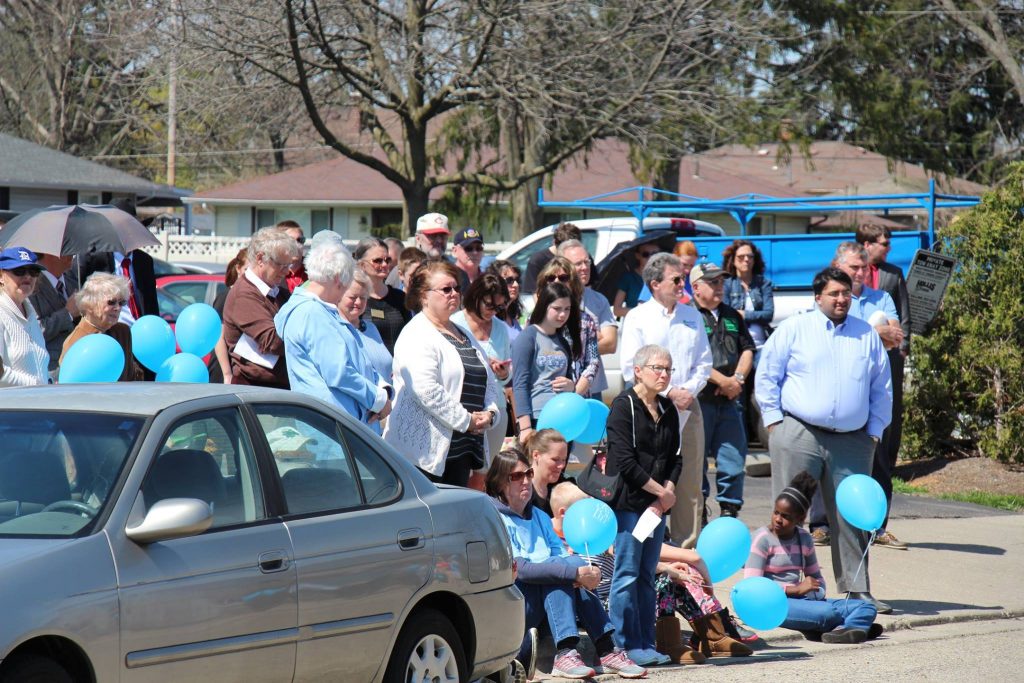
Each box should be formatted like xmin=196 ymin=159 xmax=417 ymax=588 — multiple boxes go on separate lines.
xmin=744 ymin=471 xmax=883 ymax=644
xmin=60 ymin=272 xmax=143 ymax=382
xmin=487 ymin=449 xmax=646 ymax=680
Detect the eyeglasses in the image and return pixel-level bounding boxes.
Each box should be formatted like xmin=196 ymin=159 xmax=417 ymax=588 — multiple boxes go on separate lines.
xmin=735 ymin=254 xmax=754 ymax=261
xmin=639 ymin=250 xmax=659 ymax=258
xmin=545 ymin=273 xmax=571 ymax=283
xmin=508 ymin=467 xmax=535 ymax=483
xmin=644 ymin=364 xmax=673 ymax=375
xmin=659 ymin=276 xmax=683 ymax=285
xmin=8 ymin=267 xmax=40 ymax=278
xmin=364 ymin=256 xmax=393 ymax=266
xmin=265 ymin=255 xmax=292 ymax=269
xmin=430 ymin=285 xmax=461 ymax=296
xmin=503 ymin=276 xmax=520 ymax=286
xmin=295 ymin=236 xmax=306 ymax=245
xmin=106 ymin=298 xmax=128 ymax=307
xmin=482 ymin=299 xmax=507 ymax=311
xmin=874 ymin=240 xmax=891 ymax=248
xmin=461 ymin=244 xmax=484 ymax=253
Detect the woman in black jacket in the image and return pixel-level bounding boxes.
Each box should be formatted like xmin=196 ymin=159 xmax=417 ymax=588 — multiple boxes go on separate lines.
xmin=605 ymin=343 xmax=682 ymax=666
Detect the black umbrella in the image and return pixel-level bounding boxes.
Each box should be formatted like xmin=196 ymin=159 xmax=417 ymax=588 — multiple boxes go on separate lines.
xmin=0 ymin=204 xmax=160 ymax=256
xmin=591 ymin=229 xmax=678 ymax=304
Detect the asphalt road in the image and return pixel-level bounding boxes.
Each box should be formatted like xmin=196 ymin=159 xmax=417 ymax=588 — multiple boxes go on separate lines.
xmin=646 ymin=618 xmax=1024 ymax=682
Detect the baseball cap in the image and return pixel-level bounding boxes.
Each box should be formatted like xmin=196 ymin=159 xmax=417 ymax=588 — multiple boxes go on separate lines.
xmin=453 ymin=227 xmax=483 ymax=248
xmin=415 ymin=213 xmax=450 ymax=235
xmin=690 ymin=262 xmax=726 ymax=284
xmin=0 ymin=247 xmax=44 ymax=271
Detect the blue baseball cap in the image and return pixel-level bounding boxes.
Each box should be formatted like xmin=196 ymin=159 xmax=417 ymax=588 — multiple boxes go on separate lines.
xmin=454 ymin=227 xmax=483 ymax=248
xmin=0 ymin=247 xmax=44 ymax=271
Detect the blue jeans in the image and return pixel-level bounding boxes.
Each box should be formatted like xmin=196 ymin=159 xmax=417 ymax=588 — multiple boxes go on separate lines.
xmin=609 ymin=509 xmax=666 ymax=651
xmin=699 ymin=399 xmax=747 ymax=506
xmin=517 ymin=564 xmax=614 ymax=647
xmin=782 ymin=596 xmax=877 ymax=633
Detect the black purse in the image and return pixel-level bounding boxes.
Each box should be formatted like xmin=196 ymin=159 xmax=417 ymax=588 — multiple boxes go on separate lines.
xmin=577 ymin=444 xmax=620 ymax=503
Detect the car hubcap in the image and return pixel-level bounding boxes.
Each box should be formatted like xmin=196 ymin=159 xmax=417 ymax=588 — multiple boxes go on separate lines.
xmin=406 ymin=633 xmax=459 ymax=683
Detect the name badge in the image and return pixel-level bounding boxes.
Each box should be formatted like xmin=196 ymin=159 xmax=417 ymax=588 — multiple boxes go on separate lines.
xmin=370 ymin=308 xmax=385 ymax=320
xmin=682 ymin=320 xmax=697 ymax=330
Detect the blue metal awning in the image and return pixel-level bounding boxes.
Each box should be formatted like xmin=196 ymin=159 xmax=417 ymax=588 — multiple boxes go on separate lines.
xmin=538 ymin=179 xmax=980 ymax=247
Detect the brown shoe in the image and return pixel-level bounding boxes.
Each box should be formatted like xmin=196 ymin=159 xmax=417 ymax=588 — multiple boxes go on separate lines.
xmin=690 ymin=613 xmax=753 ymax=657
xmin=811 ymin=528 xmax=830 ymax=546
xmin=873 ymin=530 xmax=908 ymax=550
xmin=655 ymin=616 xmax=706 ymax=665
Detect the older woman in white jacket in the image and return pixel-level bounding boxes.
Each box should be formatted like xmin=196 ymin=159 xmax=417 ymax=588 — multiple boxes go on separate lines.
xmin=384 ymin=260 xmax=501 ymax=488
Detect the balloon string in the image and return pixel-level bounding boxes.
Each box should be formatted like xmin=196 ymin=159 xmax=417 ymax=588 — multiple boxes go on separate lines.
xmin=843 ymin=529 xmax=876 ymax=604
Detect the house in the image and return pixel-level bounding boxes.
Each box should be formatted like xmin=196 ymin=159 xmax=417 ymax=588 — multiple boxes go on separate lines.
xmin=0 ymin=133 xmax=190 ymax=224
xmin=186 ymin=138 xmax=988 ymax=239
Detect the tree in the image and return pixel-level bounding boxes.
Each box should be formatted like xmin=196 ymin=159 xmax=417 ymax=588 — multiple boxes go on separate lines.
xmin=904 ymin=163 xmax=1024 ymax=463
xmin=174 ymin=0 xmax=770 ymax=235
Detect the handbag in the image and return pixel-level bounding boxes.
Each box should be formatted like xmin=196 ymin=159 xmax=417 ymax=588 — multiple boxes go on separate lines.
xmin=577 ymin=444 xmax=620 ymax=503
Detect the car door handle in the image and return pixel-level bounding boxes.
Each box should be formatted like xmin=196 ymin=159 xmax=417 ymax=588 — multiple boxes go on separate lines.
xmin=258 ymin=549 xmax=290 ymax=573
xmin=397 ymin=528 xmax=424 ymax=551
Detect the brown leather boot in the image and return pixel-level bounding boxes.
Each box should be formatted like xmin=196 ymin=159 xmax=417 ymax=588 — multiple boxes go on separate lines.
xmin=690 ymin=612 xmax=753 ymax=657
xmin=655 ymin=615 xmax=706 ymax=664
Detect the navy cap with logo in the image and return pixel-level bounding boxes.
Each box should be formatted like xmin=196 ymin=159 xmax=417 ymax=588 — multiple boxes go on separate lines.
xmin=0 ymin=247 xmax=44 ymax=271
xmin=454 ymin=227 xmax=484 ymax=248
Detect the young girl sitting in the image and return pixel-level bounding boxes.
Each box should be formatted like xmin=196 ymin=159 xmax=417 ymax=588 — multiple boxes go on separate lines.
xmin=744 ymin=472 xmax=884 ymax=644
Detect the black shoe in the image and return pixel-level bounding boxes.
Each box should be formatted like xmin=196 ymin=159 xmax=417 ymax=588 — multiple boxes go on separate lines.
xmin=720 ymin=502 xmax=741 ymax=518
xmin=821 ymin=626 xmax=868 ymax=644
xmin=867 ymin=623 xmax=884 ymax=640
xmin=799 ymin=630 xmax=823 ymax=642
xmin=849 ymin=592 xmax=893 ymax=615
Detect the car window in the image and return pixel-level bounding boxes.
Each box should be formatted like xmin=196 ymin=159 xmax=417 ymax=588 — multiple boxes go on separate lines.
xmin=253 ymin=404 xmax=364 ymax=515
xmin=509 ymin=229 xmax=599 ymax=274
xmin=164 ymin=282 xmax=210 ymax=305
xmin=157 ymin=288 xmax=189 ymax=322
xmin=0 ymin=412 xmax=145 ymax=537
xmin=143 ymin=408 xmax=265 ymax=528
xmin=340 ymin=427 xmax=401 ymax=506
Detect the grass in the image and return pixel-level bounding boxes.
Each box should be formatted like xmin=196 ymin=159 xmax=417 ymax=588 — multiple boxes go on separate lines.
xmin=892 ymin=478 xmax=1024 ymax=512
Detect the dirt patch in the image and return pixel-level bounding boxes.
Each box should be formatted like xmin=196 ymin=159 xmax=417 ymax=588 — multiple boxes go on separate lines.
xmin=895 ymin=456 xmax=1024 ymax=497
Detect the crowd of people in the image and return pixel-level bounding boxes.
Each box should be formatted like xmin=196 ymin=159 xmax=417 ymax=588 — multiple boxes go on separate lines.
xmin=0 ymin=208 xmax=910 ymax=679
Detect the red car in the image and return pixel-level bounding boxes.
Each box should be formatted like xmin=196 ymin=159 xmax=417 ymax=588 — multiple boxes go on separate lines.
xmin=156 ymin=274 xmax=227 ymax=314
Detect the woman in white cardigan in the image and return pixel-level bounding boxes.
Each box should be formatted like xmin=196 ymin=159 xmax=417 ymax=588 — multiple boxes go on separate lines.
xmin=384 ymin=260 xmax=500 ymax=488
xmin=0 ymin=247 xmax=50 ymax=387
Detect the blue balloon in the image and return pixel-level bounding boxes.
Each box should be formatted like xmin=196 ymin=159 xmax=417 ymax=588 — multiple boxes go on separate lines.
xmin=562 ymin=498 xmax=618 ymax=556
xmin=59 ymin=334 xmax=124 ymax=383
xmin=131 ymin=315 xmax=176 ymax=372
xmin=696 ymin=516 xmax=752 ymax=583
xmin=836 ymin=473 xmax=887 ymax=532
xmin=575 ymin=399 xmax=610 ymax=445
xmin=174 ymin=303 xmax=221 ymax=357
xmin=731 ymin=576 xmax=789 ymax=631
xmin=157 ymin=353 xmax=210 ymax=383
xmin=537 ymin=392 xmax=587 ymax=441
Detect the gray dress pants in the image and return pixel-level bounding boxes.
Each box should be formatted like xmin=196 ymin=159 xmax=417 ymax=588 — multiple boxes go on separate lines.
xmin=769 ymin=416 xmax=875 ymax=593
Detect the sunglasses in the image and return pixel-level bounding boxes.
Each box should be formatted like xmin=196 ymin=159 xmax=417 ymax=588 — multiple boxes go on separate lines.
xmin=461 ymin=244 xmax=484 ymax=253
xmin=295 ymin=236 xmax=306 ymax=244
xmin=365 ymin=256 xmax=393 ymax=266
xmin=660 ymin=276 xmax=684 ymax=285
xmin=8 ymin=267 xmax=41 ymax=278
xmin=639 ymin=250 xmax=659 ymax=258
xmin=508 ymin=467 xmax=535 ymax=483
xmin=482 ymin=299 xmax=507 ymax=311
xmin=106 ymin=298 xmax=128 ymax=307
xmin=431 ymin=285 xmax=461 ymax=296
xmin=545 ymin=273 xmax=571 ymax=283
xmin=503 ymin=276 xmax=520 ymax=286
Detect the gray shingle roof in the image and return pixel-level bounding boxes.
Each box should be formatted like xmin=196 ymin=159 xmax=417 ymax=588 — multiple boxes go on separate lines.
xmin=0 ymin=132 xmax=190 ymax=200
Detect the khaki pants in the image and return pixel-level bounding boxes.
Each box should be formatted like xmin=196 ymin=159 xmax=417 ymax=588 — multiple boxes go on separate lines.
xmin=668 ymin=400 xmax=704 ymax=549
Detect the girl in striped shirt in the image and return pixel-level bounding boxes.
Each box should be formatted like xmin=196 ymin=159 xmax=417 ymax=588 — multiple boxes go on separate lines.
xmin=744 ymin=472 xmax=883 ymax=644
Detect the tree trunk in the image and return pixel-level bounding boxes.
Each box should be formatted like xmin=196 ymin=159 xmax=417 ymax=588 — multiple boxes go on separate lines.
xmin=654 ymin=156 xmax=681 ymax=194
xmin=511 ymin=176 xmax=543 ymax=241
xmin=402 ymin=184 xmax=431 ymax=237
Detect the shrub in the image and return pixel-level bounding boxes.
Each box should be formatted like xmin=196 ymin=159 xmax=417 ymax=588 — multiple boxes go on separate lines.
xmin=904 ymin=163 xmax=1024 ymax=464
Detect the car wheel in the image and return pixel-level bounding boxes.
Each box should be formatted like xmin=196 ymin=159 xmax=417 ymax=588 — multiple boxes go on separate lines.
xmin=0 ymin=655 xmax=74 ymax=683
xmin=384 ymin=608 xmax=466 ymax=683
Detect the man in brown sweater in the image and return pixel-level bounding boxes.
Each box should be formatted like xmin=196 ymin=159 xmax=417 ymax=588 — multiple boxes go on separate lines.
xmin=223 ymin=227 xmax=302 ymax=388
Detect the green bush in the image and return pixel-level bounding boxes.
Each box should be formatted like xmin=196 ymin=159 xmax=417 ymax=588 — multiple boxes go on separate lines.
xmin=904 ymin=163 xmax=1024 ymax=464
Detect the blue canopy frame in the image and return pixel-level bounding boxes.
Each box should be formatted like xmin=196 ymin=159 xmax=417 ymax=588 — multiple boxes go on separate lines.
xmin=538 ymin=179 xmax=980 ymax=247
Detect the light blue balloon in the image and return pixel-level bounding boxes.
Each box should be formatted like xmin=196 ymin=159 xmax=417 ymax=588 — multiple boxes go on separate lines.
xmin=536 ymin=392 xmax=587 ymax=441
xmin=157 ymin=353 xmax=210 ymax=383
xmin=696 ymin=516 xmax=752 ymax=583
xmin=174 ymin=303 xmax=221 ymax=357
xmin=575 ymin=399 xmax=610 ymax=445
xmin=731 ymin=576 xmax=789 ymax=630
xmin=59 ymin=334 xmax=125 ymax=383
xmin=131 ymin=315 xmax=176 ymax=372
xmin=562 ymin=498 xmax=618 ymax=556
xmin=836 ymin=473 xmax=887 ymax=532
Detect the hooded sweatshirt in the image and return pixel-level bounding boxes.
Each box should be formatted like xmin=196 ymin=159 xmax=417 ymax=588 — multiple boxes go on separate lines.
xmin=491 ymin=497 xmax=585 ymax=584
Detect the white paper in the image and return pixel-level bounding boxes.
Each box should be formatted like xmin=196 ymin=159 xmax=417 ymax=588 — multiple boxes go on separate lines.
xmin=632 ymin=507 xmax=662 ymax=542
xmin=234 ymin=333 xmax=278 ymax=369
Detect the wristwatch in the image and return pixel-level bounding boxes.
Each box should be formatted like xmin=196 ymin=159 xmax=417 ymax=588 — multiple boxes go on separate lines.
xmin=734 ymin=372 xmax=746 ymax=383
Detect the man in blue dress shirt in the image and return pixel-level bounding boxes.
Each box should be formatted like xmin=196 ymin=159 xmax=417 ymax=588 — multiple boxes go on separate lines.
xmin=756 ymin=267 xmax=893 ymax=613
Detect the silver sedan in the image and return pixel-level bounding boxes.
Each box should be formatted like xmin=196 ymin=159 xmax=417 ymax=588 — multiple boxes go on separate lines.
xmin=0 ymin=384 xmax=522 ymax=682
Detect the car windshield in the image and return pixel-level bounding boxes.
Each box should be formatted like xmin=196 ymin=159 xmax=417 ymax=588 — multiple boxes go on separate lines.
xmin=157 ymin=288 xmax=190 ymax=322
xmin=0 ymin=411 xmax=145 ymax=537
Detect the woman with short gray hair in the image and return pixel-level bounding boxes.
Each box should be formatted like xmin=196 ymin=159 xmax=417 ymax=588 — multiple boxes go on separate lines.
xmin=60 ymin=272 xmax=143 ymax=381
xmin=274 ymin=240 xmax=392 ymax=428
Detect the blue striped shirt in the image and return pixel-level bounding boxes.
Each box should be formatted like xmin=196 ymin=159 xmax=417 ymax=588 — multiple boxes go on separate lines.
xmin=755 ymin=309 xmax=892 ymax=438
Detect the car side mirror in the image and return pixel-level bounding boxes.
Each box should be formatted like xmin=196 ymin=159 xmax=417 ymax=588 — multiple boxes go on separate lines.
xmin=125 ymin=498 xmax=213 ymax=544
